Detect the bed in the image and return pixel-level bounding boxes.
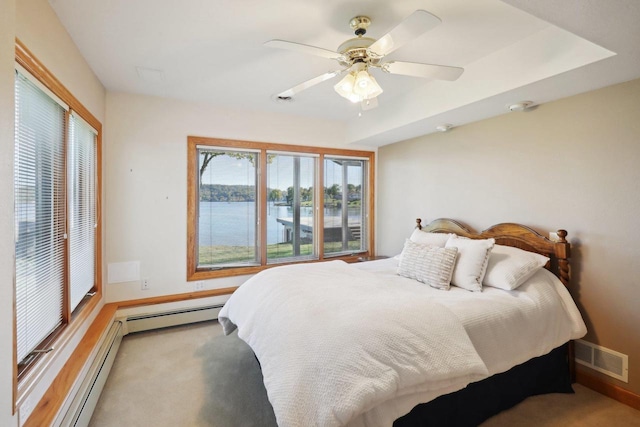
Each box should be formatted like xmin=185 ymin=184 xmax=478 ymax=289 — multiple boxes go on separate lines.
xmin=218 ymin=218 xmax=587 ymax=427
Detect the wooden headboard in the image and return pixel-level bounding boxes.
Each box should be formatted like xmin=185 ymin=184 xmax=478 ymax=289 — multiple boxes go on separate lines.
xmin=416 ymin=218 xmax=571 ymax=289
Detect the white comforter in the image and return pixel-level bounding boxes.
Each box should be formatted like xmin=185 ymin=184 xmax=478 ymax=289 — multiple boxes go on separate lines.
xmin=219 ymin=259 xmax=586 ymax=427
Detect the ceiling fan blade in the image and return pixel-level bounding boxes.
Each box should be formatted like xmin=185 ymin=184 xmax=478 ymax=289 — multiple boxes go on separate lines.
xmin=361 ymin=97 xmax=378 ymax=111
xmin=265 ymin=39 xmax=343 ymax=61
xmin=275 ymin=70 xmax=344 ymax=98
xmin=368 ymin=10 xmax=441 ymax=58
xmin=383 ymin=61 xmax=464 ymax=81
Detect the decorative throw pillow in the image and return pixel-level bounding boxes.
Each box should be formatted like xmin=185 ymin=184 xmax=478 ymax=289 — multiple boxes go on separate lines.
xmin=409 ymin=229 xmax=454 ymax=247
xmin=483 ymin=245 xmax=550 ymax=290
xmin=397 ymin=239 xmax=458 ymax=290
xmin=445 ymin=236 xmax=495 ymax=292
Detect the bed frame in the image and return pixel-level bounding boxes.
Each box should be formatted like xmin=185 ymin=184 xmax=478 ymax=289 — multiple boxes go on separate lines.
xmin=417 ymin=218 xmax=574 ymax=377
xmin=394 ymin=218 xmax=576 ymax=426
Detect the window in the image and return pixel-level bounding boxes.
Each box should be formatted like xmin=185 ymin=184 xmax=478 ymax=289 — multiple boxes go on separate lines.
xmin=266 ymin=152 xmax=316 ymax=263
xmin=323 ymin=157 xmax=368 ymax=257
xmin=68 ymin=113 xmax=98 ymax=309
xmin=187 ymin=137 xmax=375 ymax=280
xmin=198 ymin=147 xmax=259 ymax=267
xmin=14 ymin=70 xmax=67 ymax=366
xmin=13 ymin=44 xmax=101 ymax=387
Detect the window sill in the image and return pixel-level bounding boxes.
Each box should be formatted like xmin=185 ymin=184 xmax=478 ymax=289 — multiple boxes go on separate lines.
xmin=16 ymin=292 xmax=103 ymax=420
xmin=189 ymin=253 xmax=371 ymax=281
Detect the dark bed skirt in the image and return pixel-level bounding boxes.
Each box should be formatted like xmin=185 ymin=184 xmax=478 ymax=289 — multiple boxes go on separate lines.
xmin=394 ymin=343 xmax=574 ymax=427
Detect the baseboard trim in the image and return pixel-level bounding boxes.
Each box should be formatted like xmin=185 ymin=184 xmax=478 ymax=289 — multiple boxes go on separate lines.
xmin=115 ymin=286 xmax=238 ymax=309
xmin=576 ymin=369 xmax=640 ymax=411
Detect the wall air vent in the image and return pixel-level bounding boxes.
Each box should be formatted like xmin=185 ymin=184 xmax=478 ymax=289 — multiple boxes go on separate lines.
xmin=575 ymin=339 xmax=628 ymax=382
xmin=272 ymin=95 xmax=294 ymax=103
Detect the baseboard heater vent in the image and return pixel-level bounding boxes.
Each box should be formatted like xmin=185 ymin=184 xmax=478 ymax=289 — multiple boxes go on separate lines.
xmin=575 ymin=339 xmax=628 ymax=382
xmin=58 ymin=320 xmax=124 ymax=427
xmin=126 ymin=304 xmax=224 ymax=334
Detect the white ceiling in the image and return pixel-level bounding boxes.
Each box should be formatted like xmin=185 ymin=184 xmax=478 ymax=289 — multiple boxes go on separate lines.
xmin=49 ymin=0 xmax=640 ymax=147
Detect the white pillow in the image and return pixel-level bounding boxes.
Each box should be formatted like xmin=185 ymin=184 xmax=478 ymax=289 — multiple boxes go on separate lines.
xmin=483 ymin=245 xmax=550 ymax=290
xmin=409 ymin=229 xmax=454 ymax=247
xmin=445 ymin=236 xmax=495 ymax=292
xmin=395 ymin=230 xmax=455 ymax=261
xmin=397 ymin=239 xmax=458 ymax=290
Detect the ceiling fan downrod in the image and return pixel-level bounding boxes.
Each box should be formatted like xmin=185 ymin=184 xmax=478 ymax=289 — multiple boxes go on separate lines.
xmin=349 ymin=16 xmax=371 ymax=37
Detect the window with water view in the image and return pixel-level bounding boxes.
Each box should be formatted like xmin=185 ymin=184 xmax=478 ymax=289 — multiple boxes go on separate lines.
xmin=324 ymin=157 xmax=368 ymax=256
xmin=198 ymin=148 xmax=259 ymax=267
xmin=189 ymin=138 xmax=374 ymax=278
xmin=266 ymin=153 xmax=316 ymax=263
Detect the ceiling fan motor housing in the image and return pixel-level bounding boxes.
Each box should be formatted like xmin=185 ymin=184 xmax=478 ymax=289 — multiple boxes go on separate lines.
xmin=337 ymin=16 xmax=383 ymax=68
xmin=337 ymin=37 xmax=381 ymax=68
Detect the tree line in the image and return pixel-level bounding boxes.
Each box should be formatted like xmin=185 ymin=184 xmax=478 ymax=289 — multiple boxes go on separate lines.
xmin=199 ymin=184 xmax=256 ymax=202
xmin=200 ymin=184 xmax=362 ymax=203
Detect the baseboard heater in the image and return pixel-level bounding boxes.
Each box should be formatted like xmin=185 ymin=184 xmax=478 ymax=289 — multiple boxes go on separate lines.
xmin=57 ymin=320 xmax=124 ymax=427
xmin=55 ymin=304 xmax=224 ymax=426
xmin=126 ymin=304 xmax=224 ymax=334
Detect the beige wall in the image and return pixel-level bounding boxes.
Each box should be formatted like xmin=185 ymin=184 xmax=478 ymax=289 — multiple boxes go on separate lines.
xmin=15 ymin=0 xmax=105 ymax=121
xmin=378 ymin=78 xmax=640 ymax=395
xmin=105 ymin=91 xmax=369 ymax=304
xmin=0 ymin=0 xmax=18 ymax=423
xmin=0 ymin=0 xmax=107 ymax=423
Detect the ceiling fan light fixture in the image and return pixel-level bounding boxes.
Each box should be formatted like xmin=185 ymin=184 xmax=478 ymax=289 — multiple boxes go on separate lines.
xmin=346 ymin=92 xmax=362 ymax=103
xmin=334 ymin=72 xmax=357 ymax=102
xmin=354 ymin=69 xmax=379 ymax=94
xmin=355 ymin=70 xmax=371 ymax=89
xmin=335 ymin=68 xmax=382 ymax=103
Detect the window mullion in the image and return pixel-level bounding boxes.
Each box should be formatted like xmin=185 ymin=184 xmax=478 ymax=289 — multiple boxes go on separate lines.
xmin=292 ymin=156 xmax=301 ymax=257
xmin=341 ymin=161 xmax=349 ymax=252
xmin=259 ymin=150 xmax=268 ymax=265
xmin=317 ymin=155 xmax=325 ymax=260
xmin=62 ymin=110 xmax=70 ymax=324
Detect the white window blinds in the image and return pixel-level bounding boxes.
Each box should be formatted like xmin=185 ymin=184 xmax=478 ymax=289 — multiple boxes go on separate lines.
xmin=14 ymin=70 xmax=66 ymax=362
xmin=68 ymin=112 xmax=97 ymax=310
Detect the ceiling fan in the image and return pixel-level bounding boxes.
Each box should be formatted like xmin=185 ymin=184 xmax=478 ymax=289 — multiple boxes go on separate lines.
xmin=266 ymin=10 xmax=464 ymax=110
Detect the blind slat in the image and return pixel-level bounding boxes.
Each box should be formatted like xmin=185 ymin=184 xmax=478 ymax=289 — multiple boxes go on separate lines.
xmin=14 ymin=71 xmax=66 ymax=362
xmin=68 ymin=113 xmax=97 ymax=311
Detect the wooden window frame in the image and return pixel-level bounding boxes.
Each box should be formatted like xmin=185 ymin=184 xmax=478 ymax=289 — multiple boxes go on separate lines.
xmin=13 ymin=39 xmax=103 ymax=411
xmin=187 ymin=136 xmax=375 ymax=280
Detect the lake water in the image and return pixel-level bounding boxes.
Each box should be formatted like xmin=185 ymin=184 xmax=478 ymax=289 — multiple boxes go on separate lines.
xmin=198 ymin=201 xmax=360 ymax=246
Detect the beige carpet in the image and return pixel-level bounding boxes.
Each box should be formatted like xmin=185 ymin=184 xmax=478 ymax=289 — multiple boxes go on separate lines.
xmin=90 ymin=320 xmax=640 ymax=427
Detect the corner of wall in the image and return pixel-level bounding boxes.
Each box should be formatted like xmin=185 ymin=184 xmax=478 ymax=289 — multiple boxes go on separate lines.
xmin=1 ymin=0 xmax=19 ymax=424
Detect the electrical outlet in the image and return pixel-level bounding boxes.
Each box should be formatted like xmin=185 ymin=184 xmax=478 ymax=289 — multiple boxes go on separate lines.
xmin=195 ymin=281 xmax=205 ymax=291
xmin=141 ymin=278 xmax=150 ymax=290
xmin=549 ymin=231 xmax=560 ymax=242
